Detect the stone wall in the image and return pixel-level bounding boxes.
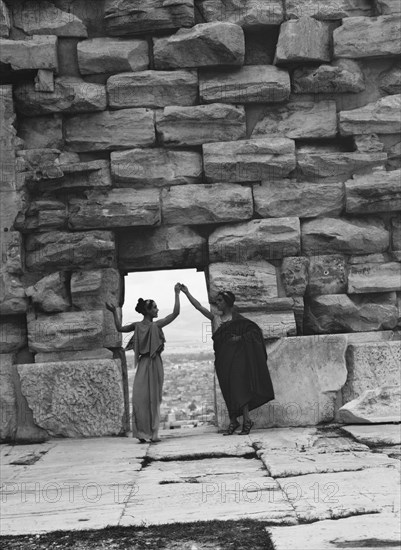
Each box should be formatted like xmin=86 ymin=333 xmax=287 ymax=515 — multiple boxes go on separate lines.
xmin=0 ymin=0 xmax=400 ymax=440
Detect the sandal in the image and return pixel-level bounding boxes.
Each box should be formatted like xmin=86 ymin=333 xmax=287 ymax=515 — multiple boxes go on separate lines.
xmin=238 ymin=420 xmax=254 ymax=435
xmin=223 ymin=420 xmax=240 ymax=436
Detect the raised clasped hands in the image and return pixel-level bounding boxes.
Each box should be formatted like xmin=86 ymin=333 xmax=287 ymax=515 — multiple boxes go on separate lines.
xmin=178 ymin=283 xmax=188 ymax=294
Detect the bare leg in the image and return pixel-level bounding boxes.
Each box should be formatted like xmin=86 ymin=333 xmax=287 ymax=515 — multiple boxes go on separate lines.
xmin=242 ymin=404 xmax=250 ymax=423
xmin=238 ymin=403 xmax=253 ymax=435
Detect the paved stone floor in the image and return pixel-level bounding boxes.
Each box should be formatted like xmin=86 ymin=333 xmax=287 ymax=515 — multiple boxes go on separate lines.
xmin=1 ymin=425 xmax=400 ymax=549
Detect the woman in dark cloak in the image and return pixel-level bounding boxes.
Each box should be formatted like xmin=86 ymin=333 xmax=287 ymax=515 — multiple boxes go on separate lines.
xmin=180 ymin=285 xmax=274 ymax=435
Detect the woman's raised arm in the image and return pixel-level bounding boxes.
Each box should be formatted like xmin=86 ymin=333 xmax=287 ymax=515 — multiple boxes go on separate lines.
xmin=180 ymin=284 xmax=213 ymax=321
xmin=105 ymin=303 xmax=136 ymax=333
xmin=156 ymin=284 xmax=181 ymax=328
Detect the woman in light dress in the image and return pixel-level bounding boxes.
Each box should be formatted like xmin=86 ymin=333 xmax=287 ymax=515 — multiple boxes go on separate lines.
xmin=179 ymin=285 xmax=274 ymax=436
xmin=107 ymin=283 xmax=181 ymax=443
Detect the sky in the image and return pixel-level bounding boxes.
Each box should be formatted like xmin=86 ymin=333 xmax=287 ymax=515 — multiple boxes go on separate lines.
xmin=122 ymin=269 xmax=214 ymax=351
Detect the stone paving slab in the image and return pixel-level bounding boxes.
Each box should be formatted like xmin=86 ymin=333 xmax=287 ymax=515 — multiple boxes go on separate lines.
xmin=276 ymin=466 xmax=400 ymax=522
xmin=268 ymin=512 xmax=401 ymax=550
xmin=341 ymin=424 xmax=401 ymax=446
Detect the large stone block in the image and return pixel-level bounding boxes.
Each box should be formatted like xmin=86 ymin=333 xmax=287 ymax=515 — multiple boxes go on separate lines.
xmin=293 ymin=59 xmax=365 ymax=94
xmin=345 ymin=169 xmax=401 ymax=213
xmin=0 ymin=35 xmax=58 ymax=71
xmin=280 ymin=256 xmax=309 ymax=297
xmin=25 ymin=230 xmax=116 ymax=272
xmin=111 ymin=148 xmax=202 ymax=187
xmin=379 ymin=63 xmax=401 ymax=94
xmin=71 ymin=268 xmax=121 ymax=310
xmin=254 ymin=181 xmax=344 ymax=219
xmin=65 ymin=108 xmax=155 ymax=152
xmin=257 ymin=335 xmax=348 ymax=427
xmin=209 ymin=218 xmax=301 ymax=262
xmin=333 ymin=15 xmax=401 ymax=58
xmin=162 ymin=183 xmax=252 ymax=225
xmin=156 ymin=104 xmax=246 ymax=147
xmin=0 ymin=317 xmax=27 ymax=353
xmin=305 ymin=292 xmax=398 ymax=333
xmin=199 ymin=65 xmax=290 ymax=103
xmin=197 ymin=0 xmax=284 ymax=27
xmin=104 ymin=0 xmax=195 ymax=35
xmin=78 ymin=38 xmax=148 ymax=75
xmin=339 ymin=95 xmax=401 ymax=135
xmin=339 ymin=386 xmax=401 ymax=423
xmin=0 ymin=1 xmax=10 ymax=37
xmin=15 ymin=199 xmax=68 ymax=233
xmin=245 ymin=310 xmax=297 ymax=338
xmin=12 ymin=0 xmax=87 ymax=37
xmin=343 ymin=341 xmax=401 ymax=403
xmin=153 ymin=22 xmax=245 ymax=69
xmin=297 ymin=149 xmax=387 ymax=182
xmin=252 ymin=100 xmax=337 ymax=139
xmin=18 ymin=359 xmax=125 ymax=437
xmin=376 ymin=0 xmax=401 ymax=15
xmin=209 ymin=261 xmax=278 ymax=308
xmin=0 ymin=272 xmax=27 ymax=315
xmin=275 ymin=17 xmax=331 ymax=64
xmin=0 ymin=354 xmax=17 ymax=441
xmin=118 ymin=226 xmax=206 ymax=271
xmin=348 ymin=262 xmax=401 ymax=293
xmin=15 ymin=78 xmax=107 ymax=116
xmin=308 ymin=255 xmax=347 ymax=296
xmin=25 ymin=272 xmax=70 ymax=313
xmin=107 ymin=70 xmax=197 ymax=109
xmin=204 ymin=137 xmax=296 ymax=182
xmin=30 ymin=160 xmax=112 ymax=193
xmin=285 ymin=0 xmax=373 ymax=19
xmin=18 ymin=115 xmax=63 ymax=150
xmin=68 ymin=189 xmax=160 ymax=230
xmin=35 ymin=349 xmax=114 ymax=363
xmin=302 ymin=217 xmax=389 ymax=255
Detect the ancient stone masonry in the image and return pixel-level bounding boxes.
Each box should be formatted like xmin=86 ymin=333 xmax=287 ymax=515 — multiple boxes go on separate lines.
xmin=1 ymin=0 xmax=400 ymax=440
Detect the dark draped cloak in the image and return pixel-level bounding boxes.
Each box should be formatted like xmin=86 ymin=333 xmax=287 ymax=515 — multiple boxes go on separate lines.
xmin=212 ymin=311 xmax=274 ymax=417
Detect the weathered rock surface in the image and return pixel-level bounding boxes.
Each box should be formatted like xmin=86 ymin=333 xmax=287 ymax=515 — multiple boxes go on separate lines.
xmin=18 ymin=115 xmax=63 ymax=150
xmin=354 ymin=133 xmax=385 ymax=153
xmin=25 ymin=231 xmax=116 ymax=272
xmin=339 ymin=386 xmax=401 ymax=423
xmin=280 ymin=256 xmax=309 ymax=297
xmin=18 ymin=360 xmax=124 ymax=437
xmin=254 ymin=181 xmax=344 ymax=218
xmin=153 ymin=22 xmax=245 ymax=69
xmin=119 ymin=226 xmax=206 ymax=271
xmin=34 ymin=69 xmax=54 ymax=92
xmin=348 ymin=262 xmax=401 ymax=293
xmin=199 ymin=65 xmax=290 ymax=103
xmin=15 ymin=78 xmax=106 ymax=116
xmin=156 ymin=104 xmax=246 ymax=147
xmin=0 ymin=354 xmax=17 ymax=441
xmin=25 ymin=272 xmax=70 ymax=313
xmin=340 ymin=95 xmax=401 ymax=135
xmin=0 ymin=35 xmax=58 ymax=71
xmin=197 ymin=0 xmax=284 ymax=27
xmin=308 ymin=255 xmax=347 ymax=295
xmin=275 ymin=17 xmax=331 ymax=64
xmin=30 ymin=160 xmax=112 ymax=193
xmin=302 ymin=217 xmax=389 ymax=255
xmin=334 ymin=15 xmax=401 ymax=58
xmin=70 ymin=268 xmax=120 ymax=310
xmin=208 ymin=261 xmax=278 ymax=308
xmin=65 ymin=108 xmax=155 ymax=152
xmin=376 ymin=0 xmax=401 ymax=14
xmin=252 ymin=100 xmax=337 ymax=139
xmin=69 ymin=189 xmax=160 ymax=230
xmin=343 ymin=341 xmax=401 ymax=403
xmin=111 ymin=148 xmax=202 ymax=187
xmin=297 ymin=149 xmax=387 ymax=181
xmin=0 ymin=318 xmax=27 ymax=353
xmin=341 ymin=424 xmax=401 ymax=445
xmin=107 ymin=70 xmax=197 ymax=109
xmin=209 ymin=218 xmax=300 ymax=262
xmin=162 ymin=184 xmax=252 ymax=225
xmin=293 ymin=60 xmax=365 ymax=94
xmin=104 ymin=0 xmax=195 ymax=36
xmin=306 ymin=293 xmax=399 ymax=333
xmin=380 ymin=63 xmax=401 ymax=94
xmin=12 ymin=0 xmax=87 ymax=37
xmin=392 ymin=216 xmax=401 ymax=250
xmin=78 ymin=38 xmax=148 ymax=75
xmin=0 ymin=1 xmax=10 ymax=37
xmin=15 ymin=199 xmax=68 ymax=233
xmin=0 ymin=271 xmax=27 ymax=315
xmin=35 ymin=349 xmax=114 ymax=363
xmin=285 ymin=0 xmax=373 ymax=20
xmin=245 ymin=310 xmax=297 ymax=338
xmin=204 ymin=138 xmax=296 ymax=182
xmin=258 ymin=335 xmax=348 ymax=426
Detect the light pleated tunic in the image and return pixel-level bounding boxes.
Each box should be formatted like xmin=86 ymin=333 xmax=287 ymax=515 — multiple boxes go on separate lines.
xmin=129 ymin=320 xmax=165 ymax=440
